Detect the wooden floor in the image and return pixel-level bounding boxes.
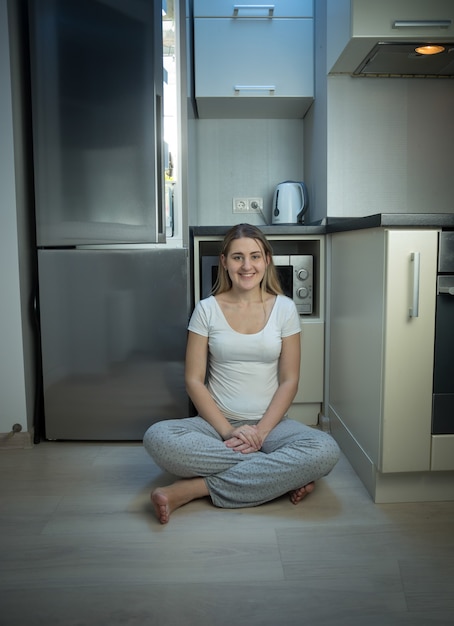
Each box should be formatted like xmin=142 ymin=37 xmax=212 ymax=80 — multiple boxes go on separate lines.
xmin=0 ymin=440 xmax=453 ymax=626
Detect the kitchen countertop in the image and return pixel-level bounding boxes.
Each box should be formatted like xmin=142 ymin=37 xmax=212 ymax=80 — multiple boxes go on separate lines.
xmin=324 ymin=213 xmax=454 ymax=233
xmin=191 ymin=214 xmax=454 ymax=238
xmin=191 ymin=224 xmax=325 ymax=237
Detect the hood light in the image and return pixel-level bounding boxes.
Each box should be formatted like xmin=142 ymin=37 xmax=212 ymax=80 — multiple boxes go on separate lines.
xmin=415 ymin=45 xmax=445 ymax=55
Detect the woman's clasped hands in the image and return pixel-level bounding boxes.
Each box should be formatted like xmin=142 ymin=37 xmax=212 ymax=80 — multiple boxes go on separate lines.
xmin=224 ymin=424 xmax=263 ymax=454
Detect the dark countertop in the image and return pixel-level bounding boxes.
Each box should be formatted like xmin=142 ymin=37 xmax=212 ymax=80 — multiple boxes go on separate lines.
xmin=324 ymin=213 xmax=454 ymax=233
xmin=191 ymin=214 xmax=454 ymax=238
xmin=191 ymin=224 xmax=325 ymax=236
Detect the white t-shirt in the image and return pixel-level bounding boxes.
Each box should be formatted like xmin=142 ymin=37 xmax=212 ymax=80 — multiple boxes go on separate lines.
xmin=188 ymin=294 xmax=301 ymax=421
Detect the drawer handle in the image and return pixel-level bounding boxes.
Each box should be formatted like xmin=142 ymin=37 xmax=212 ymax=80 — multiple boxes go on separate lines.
xmin=393 ymin=20 xmax=451 ymax=29
xmin=409 ymin=252 xmax=420 ymax=318
xmin=233 ymin=5 xmax=275 ymax=17
xmin=234 ymin=85 xmax=276 ymax=93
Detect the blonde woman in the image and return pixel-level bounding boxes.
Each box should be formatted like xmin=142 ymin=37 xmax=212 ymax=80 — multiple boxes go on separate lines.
xmin=143 ymin=224 xmax=339 ymax=524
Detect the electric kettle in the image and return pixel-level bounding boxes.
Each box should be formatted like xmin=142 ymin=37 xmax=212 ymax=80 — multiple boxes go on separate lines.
xmin=271 ymin=181 xmax=308 ymax=224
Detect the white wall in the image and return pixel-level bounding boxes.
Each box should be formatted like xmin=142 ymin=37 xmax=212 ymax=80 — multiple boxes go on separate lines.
xmin=0 ymin=0 xmax=28 ymax=434
xmin=326 ymin=76 xmax=454 ymax=217
xmin=306 ymin=0 xmax=454 ymax=223
xmin=192 ymin=118 xmax=305 ymax=226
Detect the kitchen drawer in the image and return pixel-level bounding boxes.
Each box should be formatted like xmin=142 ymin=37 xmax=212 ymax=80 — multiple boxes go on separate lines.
xmin=195 ymin=18 xmax=313 ymax=98
xmin=194 ymin=0 xmax=313 ymax=18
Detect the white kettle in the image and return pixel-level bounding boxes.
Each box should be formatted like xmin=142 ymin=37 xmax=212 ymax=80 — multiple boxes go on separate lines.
xmin=272 ymin=181 xmax=308 ymax=224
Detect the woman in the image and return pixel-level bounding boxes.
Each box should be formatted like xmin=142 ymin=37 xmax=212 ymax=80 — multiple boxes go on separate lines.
xmin=143 ymin=224 xmax=339 ymax=524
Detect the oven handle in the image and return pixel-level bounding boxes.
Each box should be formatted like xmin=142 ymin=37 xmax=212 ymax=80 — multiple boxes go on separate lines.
xmin=439 ymin=286 xmax=454 ymax=295
xmin=409 ymin=252 xmax=420 ymax=318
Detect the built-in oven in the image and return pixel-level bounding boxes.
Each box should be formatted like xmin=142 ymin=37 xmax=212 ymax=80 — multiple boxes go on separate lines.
xmin=432 ymin=231 xmax=454 ymax=435
xmin=200 ymin=253 xmax=314 ymax=314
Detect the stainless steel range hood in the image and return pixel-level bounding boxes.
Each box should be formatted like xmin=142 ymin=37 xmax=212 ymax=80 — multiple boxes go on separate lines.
xmin=327 ymin=2 xmax=454 ymax=79
xmin=354 ymin=41 xmax=454 ymax=77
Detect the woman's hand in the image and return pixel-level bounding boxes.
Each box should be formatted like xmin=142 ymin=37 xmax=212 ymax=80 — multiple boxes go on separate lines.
xmin=224 ymin=424 xmax=263 ymax=454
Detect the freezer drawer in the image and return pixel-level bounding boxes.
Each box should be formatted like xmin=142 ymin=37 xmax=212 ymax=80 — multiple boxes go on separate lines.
xmin=38 ymin=248 xmax=190 ymax=440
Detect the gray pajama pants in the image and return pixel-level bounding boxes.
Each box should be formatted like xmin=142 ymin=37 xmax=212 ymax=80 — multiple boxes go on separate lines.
xmin=143 ymin=416 xmax=340 ymax=508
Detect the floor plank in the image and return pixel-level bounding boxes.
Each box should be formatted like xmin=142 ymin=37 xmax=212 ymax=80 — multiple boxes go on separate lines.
xmin=0 ymin=441 xmax=453 ymax=625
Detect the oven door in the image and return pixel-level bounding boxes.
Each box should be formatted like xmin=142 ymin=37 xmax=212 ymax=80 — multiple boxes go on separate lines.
xmin=432 ymin=275 xmax=454 ymax=434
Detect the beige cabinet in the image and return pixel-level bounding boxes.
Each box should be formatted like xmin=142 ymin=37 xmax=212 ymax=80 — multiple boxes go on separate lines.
xmin=287 ymin=318 xmax=324 ymax=425
xmin=327 ymin=0 xmax=454 ymax=74
xmin=193 ymin=0 xmax=314 ymax=118
xmin=327 ymin=228 xmax=453 ymax=501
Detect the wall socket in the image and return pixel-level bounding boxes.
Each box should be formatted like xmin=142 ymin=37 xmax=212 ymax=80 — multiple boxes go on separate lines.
xmin=233 ymin=197 xmax=263 ymax=214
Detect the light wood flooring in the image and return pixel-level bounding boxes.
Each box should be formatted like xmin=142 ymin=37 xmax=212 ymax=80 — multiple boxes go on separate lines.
xmin=0 ymin=440 xmax=453 ymax=625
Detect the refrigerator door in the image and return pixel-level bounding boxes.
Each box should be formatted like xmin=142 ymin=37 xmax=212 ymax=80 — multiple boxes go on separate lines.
xmin=38 ymin=248 xmax=190 ymax=440
xmin=28 ymin=0 xmax=165 ymax=245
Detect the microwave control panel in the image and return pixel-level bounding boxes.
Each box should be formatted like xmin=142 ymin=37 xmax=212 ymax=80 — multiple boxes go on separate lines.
xmin=274 ymin=255 xmax=313 ymax=314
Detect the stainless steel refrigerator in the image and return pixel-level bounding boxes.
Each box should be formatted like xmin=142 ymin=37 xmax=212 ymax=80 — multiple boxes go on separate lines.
xmin=28 ymin=0 xmax=190 ymax=440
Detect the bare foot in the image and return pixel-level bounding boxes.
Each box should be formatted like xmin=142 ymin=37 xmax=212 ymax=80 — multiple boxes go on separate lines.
xmin=151 ymin=489 xmax=172 ymax=524
xmin=289 ymin=481 xmax=315 ymax=505
xmin=150 ymin=478 xmax=209 ymax=524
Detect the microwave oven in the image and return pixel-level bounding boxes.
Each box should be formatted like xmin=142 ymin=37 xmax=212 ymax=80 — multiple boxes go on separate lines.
xmin=200 ymin=254 xmax=313 ymax=314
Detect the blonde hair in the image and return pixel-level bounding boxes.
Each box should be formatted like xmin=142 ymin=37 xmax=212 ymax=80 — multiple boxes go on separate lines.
xmin=212 ymin=224 xmax=283 ymax=297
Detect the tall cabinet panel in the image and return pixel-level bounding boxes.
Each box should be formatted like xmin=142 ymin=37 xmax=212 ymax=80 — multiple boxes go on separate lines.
xmin=381 ymin=230 xmax=438 ymax=472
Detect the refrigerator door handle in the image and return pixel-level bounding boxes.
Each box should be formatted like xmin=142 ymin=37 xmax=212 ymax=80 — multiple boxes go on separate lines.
xmin=155 ymin=92 xmax=166 ymax=243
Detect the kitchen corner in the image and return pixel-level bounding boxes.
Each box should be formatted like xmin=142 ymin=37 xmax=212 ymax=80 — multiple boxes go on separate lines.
xmin=193 ymin=215 xmax=454 ymax=503
xmin=2 ymin=0 xmax=454 ymax=506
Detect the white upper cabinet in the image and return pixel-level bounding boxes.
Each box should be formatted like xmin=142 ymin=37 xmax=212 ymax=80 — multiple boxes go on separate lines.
xmin=193 ymin=0 xmax=314 ymax=118
xmin=327 ymin=0 xmax=454 ymax=75
xmin=194 ymin=1 xmax=313 ymax=18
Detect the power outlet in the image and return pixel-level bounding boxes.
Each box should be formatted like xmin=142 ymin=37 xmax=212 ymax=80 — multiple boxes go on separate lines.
xmin=233 ymin=198 xmax=248 ymax=213
xmin=232 ymin=197 xmax=264 ymax=213
xmin=248 ymin=198 xmax=263 ymax=213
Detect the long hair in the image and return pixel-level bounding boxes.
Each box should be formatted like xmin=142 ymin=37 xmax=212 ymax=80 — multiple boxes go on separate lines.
xmin=212 ymin=224 xmax=283 ymax=297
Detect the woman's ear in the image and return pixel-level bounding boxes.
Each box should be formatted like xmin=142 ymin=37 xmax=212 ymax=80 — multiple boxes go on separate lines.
xmin=220 ymin=253 xmax=227 ymax=269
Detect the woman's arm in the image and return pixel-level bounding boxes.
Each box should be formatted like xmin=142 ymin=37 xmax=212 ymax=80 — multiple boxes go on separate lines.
xmin=184 ymin=330 xmax=234 ymax=440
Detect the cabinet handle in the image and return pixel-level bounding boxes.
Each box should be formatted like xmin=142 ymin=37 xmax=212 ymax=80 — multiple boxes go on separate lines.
xmin=234 ymin=85 xmax=276 ymax=93
xmin=393 ymin=20 xmax=451 ymax=29
xmin=409 ymin=252 xmax=420 ymax=318
xmin=233 ymin=5 xmax=275 ymax=17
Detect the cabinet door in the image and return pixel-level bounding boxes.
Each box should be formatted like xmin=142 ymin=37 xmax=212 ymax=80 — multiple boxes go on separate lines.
xmin=380 ymin=230 xmax=438 ymax=473
xmin=194 ymin=18 xmax=313 ymax=98
xmin=294 ymin=320 xmax=324 ymax=403
xmin=194 ymin=0 xmax=313 ymax=18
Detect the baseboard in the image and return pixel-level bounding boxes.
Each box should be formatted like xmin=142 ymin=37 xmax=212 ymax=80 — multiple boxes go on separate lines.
xmin=0 ymin=431 xmax=34 ymax=449
xmin=328 ymin=405 xmax=377 ymax=500
xmin=328 ymin=405 xmax=454 ymax=503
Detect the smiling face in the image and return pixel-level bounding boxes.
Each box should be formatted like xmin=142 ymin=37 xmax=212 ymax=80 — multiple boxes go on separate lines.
xmin=221 ymin=237 xmax=269 ymax=294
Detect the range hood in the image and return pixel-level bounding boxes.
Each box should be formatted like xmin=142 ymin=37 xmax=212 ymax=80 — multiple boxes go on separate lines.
xmin=354 ymin=41 xmax=454 ymax=77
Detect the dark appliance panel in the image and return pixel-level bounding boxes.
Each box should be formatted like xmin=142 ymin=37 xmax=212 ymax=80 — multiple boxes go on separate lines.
xmin=432 ymin=232 xmax=454 ymax=435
